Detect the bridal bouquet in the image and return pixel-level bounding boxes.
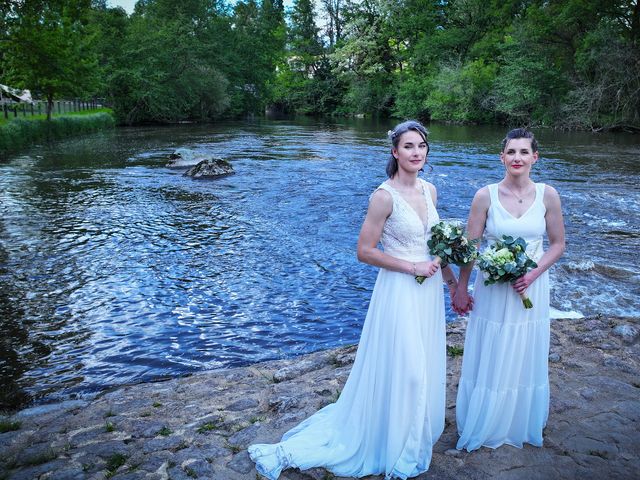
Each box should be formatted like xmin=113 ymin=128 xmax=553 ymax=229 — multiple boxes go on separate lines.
xmin=477 ymin=235 xmax=538 ymax=308
xmin=415 ymin=221 xmax=478 ymax=284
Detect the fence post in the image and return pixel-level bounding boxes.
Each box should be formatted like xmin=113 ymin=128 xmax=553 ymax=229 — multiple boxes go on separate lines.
xmin=14 ymin=105 xmax=17 ymax=117
xmin=3 ymin=104 xmax=7 ymax=119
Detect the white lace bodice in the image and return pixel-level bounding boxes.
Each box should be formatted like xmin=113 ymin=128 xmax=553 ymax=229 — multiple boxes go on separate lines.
xmin=376 ymin=179 xmax=439 ymax=262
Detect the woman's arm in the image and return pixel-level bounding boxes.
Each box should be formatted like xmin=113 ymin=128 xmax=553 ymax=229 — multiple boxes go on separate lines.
xmin=512 ymin=185 xmax=565 ymax=294
xmin=452 ymin=187 xmax=490 ymax=312
xmin=357 ymin=188 xmax=439 ymax=278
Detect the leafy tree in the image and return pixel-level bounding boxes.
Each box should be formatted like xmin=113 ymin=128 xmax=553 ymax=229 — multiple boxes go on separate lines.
xmin=106 ymin=0 xmax=230 ymax=124
xmin=4 ymin=0 xmax=99 ymax=119
xmin=319 ymin=0 xmax=345 ymax=48
xmin=492 ymin=28 xmax=567 ymax=126
xmin=424 ymin=59 xmax=498 ymax=123
xmin=330 ymin=0 xmax=398 ymax=115
xmin=565 ymin=19 xmax=640 ymax=130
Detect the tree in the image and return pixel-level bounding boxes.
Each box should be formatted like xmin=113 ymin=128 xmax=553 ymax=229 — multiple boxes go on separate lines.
xmin=564 ymin=19 xmax=640 ymax=130
xmin=5 ymin=0 xmax=99 ymax=120
xmin=106 ymin=0 xmax=231 ymax=124
xmin=329 ymin=0 xmax=399 ymax=115
xmin=320 ymin=0 xmax=344 ymax=48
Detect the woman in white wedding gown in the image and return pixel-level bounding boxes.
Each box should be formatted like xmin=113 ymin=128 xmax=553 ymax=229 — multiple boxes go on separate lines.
xmin=248 ymin=121 xmax=462 ymax=479
xmin=453 ymin=128 xmax=565 ymax=452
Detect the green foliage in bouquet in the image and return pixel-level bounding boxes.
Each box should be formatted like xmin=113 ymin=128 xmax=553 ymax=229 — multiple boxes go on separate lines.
xmin=416 ymin=221 xmax=478 ymax=284
xmin=428 ymin=221 xmax=479 ymax=267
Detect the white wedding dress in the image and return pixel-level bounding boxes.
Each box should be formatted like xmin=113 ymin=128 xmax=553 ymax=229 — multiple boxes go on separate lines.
xmin=456 ymin=182 xmax=550 ymax=451
xmin=249 ymin=178 xmax=446 ymax=479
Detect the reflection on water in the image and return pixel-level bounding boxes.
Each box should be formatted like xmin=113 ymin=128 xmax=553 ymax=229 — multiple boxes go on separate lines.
xmin=1 ymin=119 xmax=639 ymax=409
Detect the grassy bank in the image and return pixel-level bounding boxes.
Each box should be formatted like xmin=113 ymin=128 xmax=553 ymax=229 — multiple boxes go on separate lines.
xmin=0 ymin=109 xmax=116 ymax=155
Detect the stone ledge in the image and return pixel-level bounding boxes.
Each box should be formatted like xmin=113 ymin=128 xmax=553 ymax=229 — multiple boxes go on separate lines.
xmin=0 ymin=316 xmax=638 ymax=479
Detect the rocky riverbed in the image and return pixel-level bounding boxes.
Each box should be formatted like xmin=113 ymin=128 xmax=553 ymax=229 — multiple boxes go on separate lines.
xmin=1 ymin=315 xmax=638 ymax=480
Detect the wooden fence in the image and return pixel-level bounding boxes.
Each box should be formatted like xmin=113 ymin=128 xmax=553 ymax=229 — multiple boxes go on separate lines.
xmin=1 ymin=99 xmax=103 ymax=120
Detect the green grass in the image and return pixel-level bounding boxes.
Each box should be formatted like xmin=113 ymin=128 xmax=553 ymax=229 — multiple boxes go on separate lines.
xmin=185 ymin=466 xmax=198 ymax=478
xmin=225 ymin=441 xmax=241 ymax=454
xmin=249 ymin=415 xmax=266 ymax=424
xmin=104 ymin=421 xmax=115 ymax=433
xmin=196 ymin=422 xmax=220 ymax=434
xmin=447 ymin=345 xmax=464 ymax=357
xmin=157 ymin=426 xmax=172 ymax=436
xmin=0 ymin=107 xmax=112 ymax=126
xmin=0 ymin=419 xmax=21 ymax=433
xmin=105 ymin=453 xmax=127 ymax=478
xmin=0 ymin=110 xmax=115 ymax=153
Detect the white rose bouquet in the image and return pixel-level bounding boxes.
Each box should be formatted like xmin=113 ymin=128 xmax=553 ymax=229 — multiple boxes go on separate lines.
xmin=416 ymin=221 xmax=478 ymax=284
xmin=477 ymin=235 xmax=538 ymax=308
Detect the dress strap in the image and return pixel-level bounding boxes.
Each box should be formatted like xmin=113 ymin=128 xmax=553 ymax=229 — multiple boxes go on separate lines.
xmin=418 ymin=178 xmax=434 ymax=209
xmin=372 ymin=182 xmax=392 ymax=198
xmin=487 ymin=183 xmax=499 ymax=206
xmin=371 ymin=183 xmax=397 ymax=212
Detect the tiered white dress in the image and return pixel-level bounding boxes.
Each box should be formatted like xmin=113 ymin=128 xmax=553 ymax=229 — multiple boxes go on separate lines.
xmin=456 ymin=182 xmax=550 ymax=451
xmin=249 ymin=179 xmax=446 ymax=479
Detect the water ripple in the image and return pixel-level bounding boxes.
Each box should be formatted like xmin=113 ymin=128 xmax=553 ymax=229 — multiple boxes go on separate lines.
xmin=1 ymin=120 xmax=639 ymax=408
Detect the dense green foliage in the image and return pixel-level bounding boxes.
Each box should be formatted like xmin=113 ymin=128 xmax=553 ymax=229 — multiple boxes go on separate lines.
xmin=2 ymin=0 xmax=638 ymax=130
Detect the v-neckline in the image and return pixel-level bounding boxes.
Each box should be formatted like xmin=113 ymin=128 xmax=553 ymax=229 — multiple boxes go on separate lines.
xmin=385 ymin=181 xmax=429 ymax=228
xmin=496 ymin=183 xmax=538 ymax=220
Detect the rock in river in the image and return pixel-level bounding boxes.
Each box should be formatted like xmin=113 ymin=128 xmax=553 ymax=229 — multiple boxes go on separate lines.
xmin=183 ymin=158 xmax=234 ymax=179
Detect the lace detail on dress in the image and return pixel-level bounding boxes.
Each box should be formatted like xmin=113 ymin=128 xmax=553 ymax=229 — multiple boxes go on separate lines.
xmin=377 ymin=179 xmax=439 ymax=261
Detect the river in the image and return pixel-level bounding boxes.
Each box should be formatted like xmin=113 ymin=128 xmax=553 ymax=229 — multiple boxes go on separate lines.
xmin=1 ymin=118 xmax=638 ymax=409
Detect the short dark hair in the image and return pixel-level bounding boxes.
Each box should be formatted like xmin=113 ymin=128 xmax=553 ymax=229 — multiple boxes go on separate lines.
xmin=386 ymin=120 xmax=429 ymax=178
xmin=501 ymin=128 xmax=538 ymax=153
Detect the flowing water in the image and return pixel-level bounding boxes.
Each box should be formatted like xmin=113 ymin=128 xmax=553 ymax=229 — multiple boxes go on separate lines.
xmin=1 ymin=118 xmax=639 ymax=409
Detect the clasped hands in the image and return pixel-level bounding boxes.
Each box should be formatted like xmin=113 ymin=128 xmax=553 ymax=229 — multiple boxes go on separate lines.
xmin=451 ymin=287 xmax=474 ymax=316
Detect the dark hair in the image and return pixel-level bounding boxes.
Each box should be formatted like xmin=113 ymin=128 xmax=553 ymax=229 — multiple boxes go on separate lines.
xmin=386 ymin=120 xmax=430 ymax=178
xmin=501 ymin=128 xmax=538 ymax=153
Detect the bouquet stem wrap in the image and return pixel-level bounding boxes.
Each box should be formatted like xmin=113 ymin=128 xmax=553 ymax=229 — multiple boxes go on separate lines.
xmin=519 ymin=292 xmax=533 ymax=309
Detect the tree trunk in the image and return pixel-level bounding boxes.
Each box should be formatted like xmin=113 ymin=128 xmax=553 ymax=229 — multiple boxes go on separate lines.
xmin=46 ymin=93 xmax=53 ymax=121
xmin=632 ymin=0 xmax=640 ymax=44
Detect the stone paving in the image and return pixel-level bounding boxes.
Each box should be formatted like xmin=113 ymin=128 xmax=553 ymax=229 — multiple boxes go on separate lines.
xmin=1 ymin=316 xmax=638 ymax=479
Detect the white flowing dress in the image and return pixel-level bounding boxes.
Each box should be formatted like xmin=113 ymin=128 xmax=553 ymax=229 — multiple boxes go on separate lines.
xmin=249 ymin=179 xmax=446 ymax=479
xmin=456 ymin=182 xmax=550 ymax=451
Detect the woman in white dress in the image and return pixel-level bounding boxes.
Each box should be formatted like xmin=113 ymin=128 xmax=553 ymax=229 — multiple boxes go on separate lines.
xmin=248 ymin=120 xmax=462 ymax=479
xmin=452 ymin=128 xmax=565 ymax=451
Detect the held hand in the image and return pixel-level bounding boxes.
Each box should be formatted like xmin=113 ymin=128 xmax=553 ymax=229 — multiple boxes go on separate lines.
xmin=452 ymin=287 xmax=474 ymax=315
xmin=415 ymin=260 xmax=440 ymax=279
xmin=448 ymin=288 xmax=465 ymax=315
xmin=512 ymin=270 xmax=538 ymax=294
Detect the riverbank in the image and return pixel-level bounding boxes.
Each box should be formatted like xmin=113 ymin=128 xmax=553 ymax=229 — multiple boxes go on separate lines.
xmin=1 ymin=315 xmax=638 ymax=480
xmin=0 ymin=110 xmax=115 ymax=154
